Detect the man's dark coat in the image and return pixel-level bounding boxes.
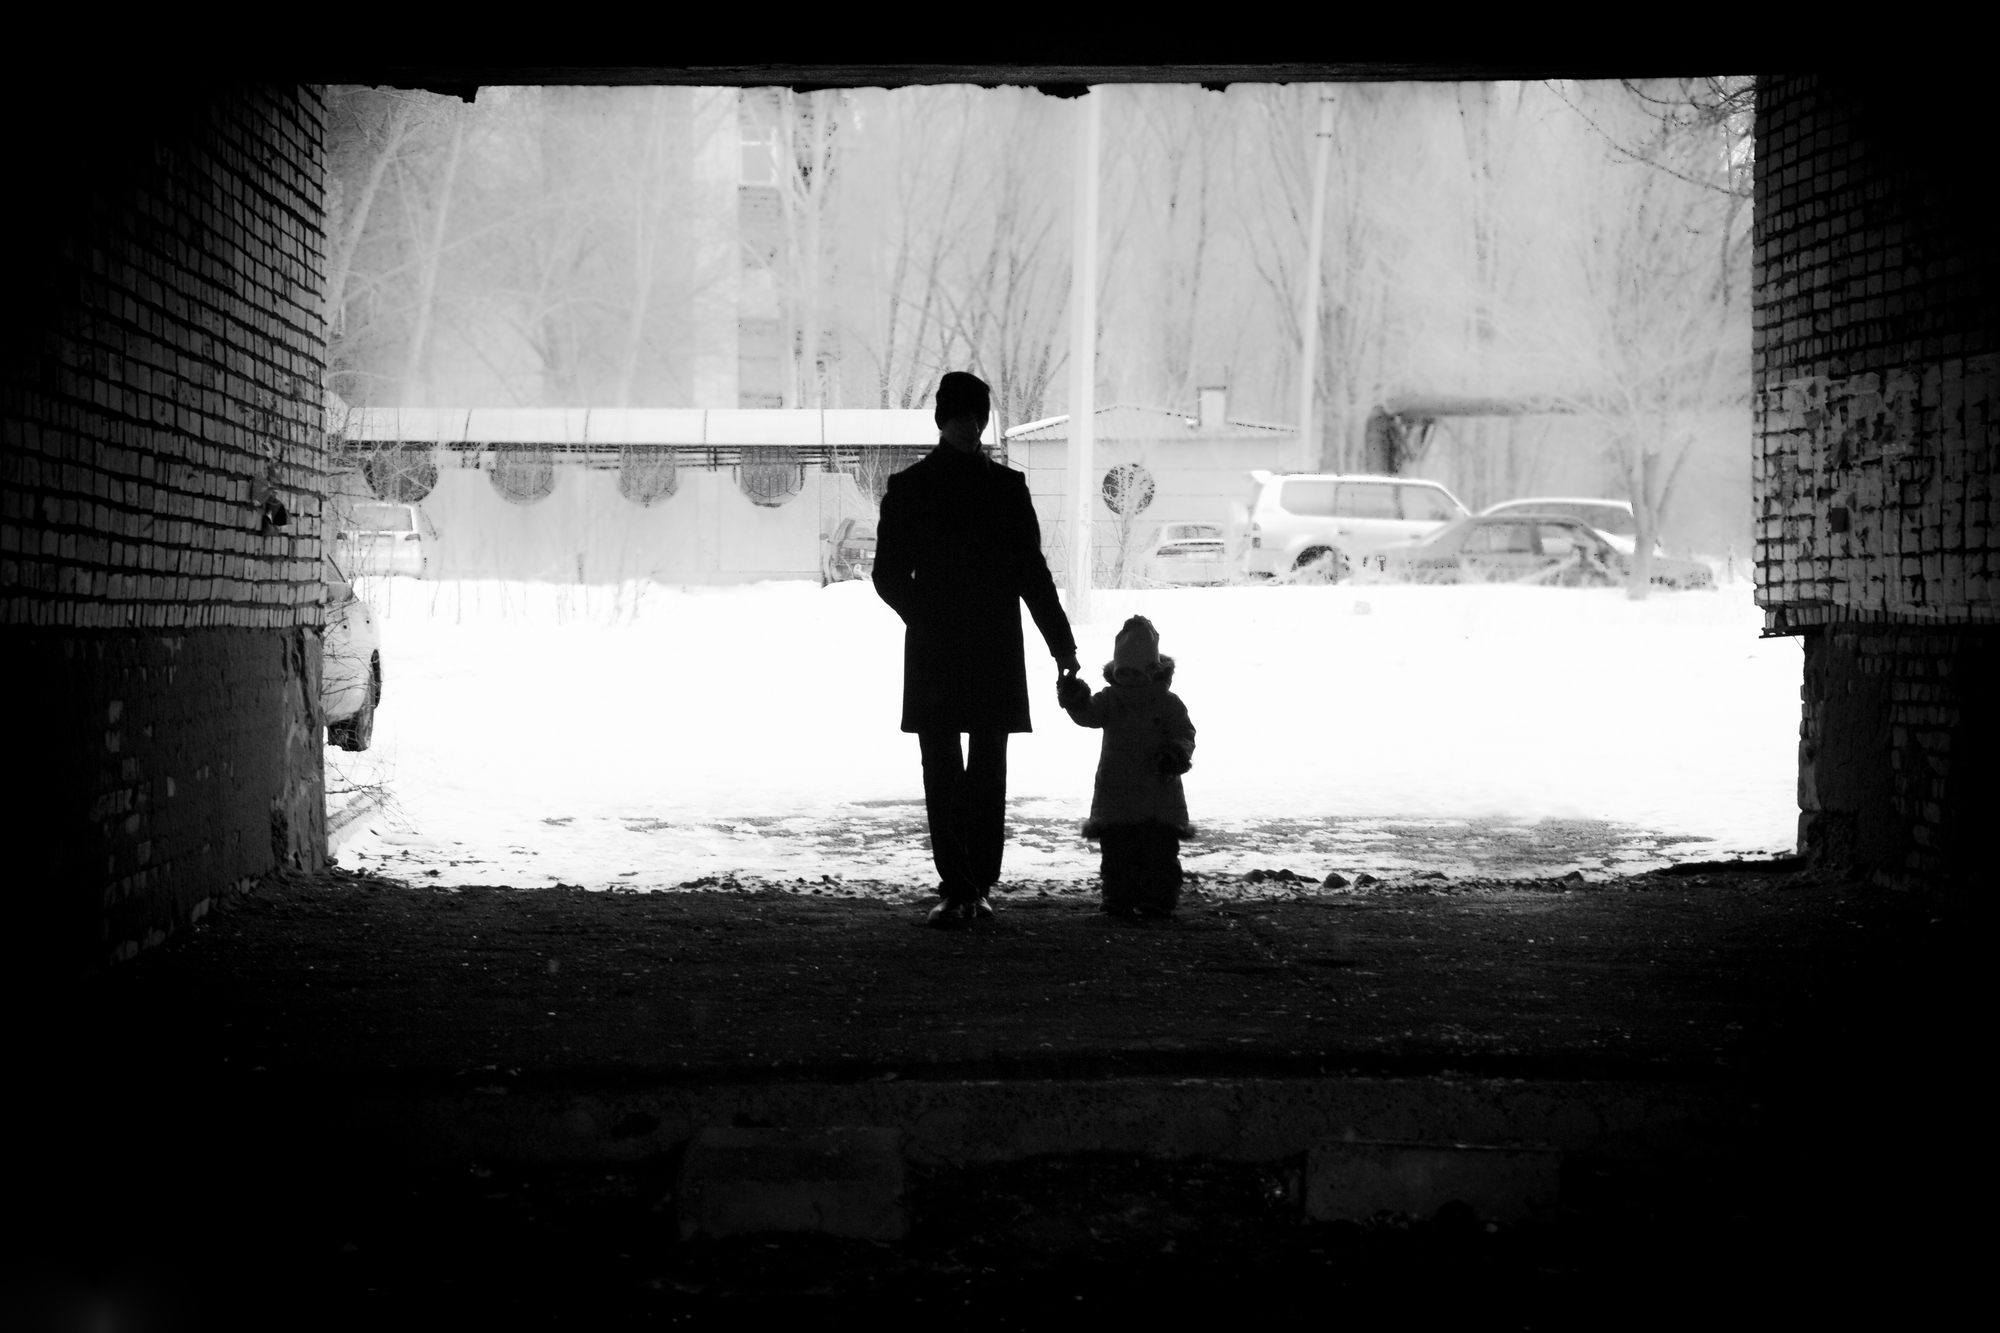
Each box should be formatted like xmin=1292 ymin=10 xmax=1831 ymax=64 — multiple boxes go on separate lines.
xmin=873 ymin=442 xmax=1075 ymax=734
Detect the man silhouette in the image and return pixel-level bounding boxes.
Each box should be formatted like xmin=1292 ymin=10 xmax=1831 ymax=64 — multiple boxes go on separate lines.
xmin=873 ymin=372 xmax=1082 ymax=925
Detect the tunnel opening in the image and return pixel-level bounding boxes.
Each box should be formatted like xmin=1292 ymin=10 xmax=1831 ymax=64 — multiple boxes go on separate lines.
xmin=5 ymin=69 xmax=1990 ymax=979
xmin=311 ymin=75 xmax=1796 ymax=906
xmin=3 ymin=63 xmax=1987 ymax=1325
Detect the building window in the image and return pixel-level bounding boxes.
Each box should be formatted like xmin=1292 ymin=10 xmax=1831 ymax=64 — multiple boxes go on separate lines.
xmin=618 ymin=446 xmax=679 ymax=507
xmin=739 ymin=446 xmax=803 ymax=507
xmin=739 ymin=89 xmax=779 ymax=186
xmin=361 ymin=444 xmax=438 ymax=504
xmin=738 ymin=315 xmax=786 ymax=408
xmin=490 ymin=444 xmax=556 ymax=505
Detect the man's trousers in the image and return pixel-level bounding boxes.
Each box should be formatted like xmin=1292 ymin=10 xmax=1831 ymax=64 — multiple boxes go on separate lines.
xmin=917 ymin=730 xmax=1009 ymax=903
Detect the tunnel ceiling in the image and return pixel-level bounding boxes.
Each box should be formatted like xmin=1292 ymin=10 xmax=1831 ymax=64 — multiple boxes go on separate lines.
xmin=314 ymin=64 xmax=1650 ymax=91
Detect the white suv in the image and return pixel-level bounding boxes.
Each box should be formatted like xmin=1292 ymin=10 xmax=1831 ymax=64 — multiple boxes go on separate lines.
xmin=1234 ymin=471 xmax=1469 ymax=580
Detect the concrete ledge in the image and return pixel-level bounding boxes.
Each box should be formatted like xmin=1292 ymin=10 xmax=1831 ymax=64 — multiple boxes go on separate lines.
xmin=340 ymin=1075 xmax=1738 ymax=1168
xmin=676 ymin=1126 xmax=908 ymax=1240
xmin=1306 ymin=1140 xmax=1562 ymax=1221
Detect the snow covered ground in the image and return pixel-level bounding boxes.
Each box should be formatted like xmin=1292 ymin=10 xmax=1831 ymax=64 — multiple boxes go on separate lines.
xmin=329 ymin=577 xmax=1801 ymax=897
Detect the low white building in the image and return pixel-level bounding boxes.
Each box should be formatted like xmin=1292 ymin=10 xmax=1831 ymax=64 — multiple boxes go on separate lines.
xmin=1004 ymin=397 xmax=1300 ymax=584
xmin=330 ymin=406 xmax=993 ymax=584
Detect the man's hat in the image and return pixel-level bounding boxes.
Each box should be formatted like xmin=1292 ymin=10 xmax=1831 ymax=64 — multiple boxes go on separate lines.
xmin=934 ymin=371 xmax=991 ymax=427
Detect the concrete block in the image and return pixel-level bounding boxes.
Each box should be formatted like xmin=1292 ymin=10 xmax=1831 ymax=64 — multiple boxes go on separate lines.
xmin=1305 ymin=1140 xmax=1561 ymax=1223
xmin=676 ymin=1126 xmax=908 ymax=1241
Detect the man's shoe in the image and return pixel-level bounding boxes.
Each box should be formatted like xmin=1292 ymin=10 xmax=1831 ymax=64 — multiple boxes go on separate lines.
xmin=969 ymin=896 xmax=996 ymax=922
xmin=927 ymin=901 xmax=971 ymax=928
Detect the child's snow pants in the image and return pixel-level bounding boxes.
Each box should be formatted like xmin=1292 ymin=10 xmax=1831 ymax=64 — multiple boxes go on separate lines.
xmin=1097 ymin=821 xmax=1183 ymax=914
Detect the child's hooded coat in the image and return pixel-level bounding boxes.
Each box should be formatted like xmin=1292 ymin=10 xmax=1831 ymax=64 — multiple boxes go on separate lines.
xmin=1062 ymin=654 xmax=1196 ymax=839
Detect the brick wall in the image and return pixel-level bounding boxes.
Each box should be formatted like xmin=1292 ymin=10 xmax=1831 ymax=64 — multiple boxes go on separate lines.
xmin=1754 ymin=76 xmax=1996 ymax=896
xmin=1753 ymin=76 xmax=1996 ymax=629
xmin=2 ymin=85 xmax=328 ymax=631
xmin=1 ymin=83 xmax=330 ymax=973
xmin=15 ymin=629 xmax=325 ymax=968
xmin=1798 ymin=625 xmax=1991 ymax=895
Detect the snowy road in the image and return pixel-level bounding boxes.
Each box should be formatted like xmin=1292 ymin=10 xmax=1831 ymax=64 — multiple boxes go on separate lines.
xmin=329 ymin=578 xmax=1800 ymax=895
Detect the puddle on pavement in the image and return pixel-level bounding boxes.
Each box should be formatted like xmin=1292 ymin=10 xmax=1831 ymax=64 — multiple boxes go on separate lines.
xmin=336 ymin=805 xmax=1764 ymax=900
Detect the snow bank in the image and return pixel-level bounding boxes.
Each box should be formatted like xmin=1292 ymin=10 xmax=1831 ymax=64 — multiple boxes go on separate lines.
xmin=332 ymin=578 xmax=1800 ymax=891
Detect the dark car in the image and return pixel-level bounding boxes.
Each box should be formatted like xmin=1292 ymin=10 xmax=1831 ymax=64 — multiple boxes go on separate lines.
xmin=1370 ymin=515 xmax=1714 ymax=589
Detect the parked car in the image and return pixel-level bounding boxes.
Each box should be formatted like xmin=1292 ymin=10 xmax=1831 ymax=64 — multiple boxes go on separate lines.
xmin=331 ymin=498 xmax=436 ymax=578
xmin=822 ymin=515 xmax=878 ymax=583
xmin=322 ymin=555 xmax=382 ymax=750
xmin=1234 ymin=471 xmax=1469 ymax=581
xmin=1478 ymin=496 xmax=1661 ymax=558
xmin=1366 ymin=514 xmax=1715 ymax=589
xmin=1144 ymin=522 xmax=1231 ymax=585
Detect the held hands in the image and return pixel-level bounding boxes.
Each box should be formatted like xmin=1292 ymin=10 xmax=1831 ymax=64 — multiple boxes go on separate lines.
xmin=1156 ymin=747 xmax=1193 ymax=777
xmin=1056 ymin=666 xmax=1090 ymax=709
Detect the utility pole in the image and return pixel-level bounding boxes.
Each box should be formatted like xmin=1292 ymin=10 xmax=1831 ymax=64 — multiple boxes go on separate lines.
xmin=1064 ymin=89 xmax=1101 ymax=626
xmin=1296 ymin=89 xmax=1335 ymax=472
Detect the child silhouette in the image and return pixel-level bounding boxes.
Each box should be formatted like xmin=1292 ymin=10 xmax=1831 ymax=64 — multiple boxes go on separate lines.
xmin=1056 ymin=615 xmax=1196 ymax=916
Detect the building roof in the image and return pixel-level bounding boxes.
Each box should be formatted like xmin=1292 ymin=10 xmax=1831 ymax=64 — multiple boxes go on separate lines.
xmin=333 ymin=407 xmax=984 ymax=448
xmin=1003 ymin=404 xmax=1294 ymax=443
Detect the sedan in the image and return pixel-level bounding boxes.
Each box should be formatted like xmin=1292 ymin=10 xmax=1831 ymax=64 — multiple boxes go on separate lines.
xmin=1144 ymin=523 xmax=1231 ymax=585
xmin=1368 ymin=515 xmax=1714 ymax=589
xmin=1479 ymin=496 xmax=1660 ymax=558
xmin=322 ymin=556 xmax=383 ymax=750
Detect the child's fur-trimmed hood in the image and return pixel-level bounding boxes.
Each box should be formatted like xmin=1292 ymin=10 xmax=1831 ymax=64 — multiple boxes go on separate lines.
xmin=1102 ymin=654 xmax=1176 ymax=688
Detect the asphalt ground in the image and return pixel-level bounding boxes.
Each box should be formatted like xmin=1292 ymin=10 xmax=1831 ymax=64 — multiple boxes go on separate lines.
xmin=37 ymin=866 xmax=1930 ymax=1081
xmin=7 ymin=865 xmax=1979 ymax=1327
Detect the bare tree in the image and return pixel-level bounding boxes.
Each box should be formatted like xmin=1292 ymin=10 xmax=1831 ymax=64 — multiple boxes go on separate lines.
xmin=759 ymin=89 xmax=845 ymax=408
xmin=832 ymin=87 xmax=1069 ymax=433
xmin=318 ymin=78 xmax=1755 ymax=572
xmin=610 ymin=88 xmax=675 ymax=407
xmin=1235 ymin=84 xmax=1423 ymax=467
xmin=1103 ymin=86 xmax=1230 ymax=413
xmin=325 ymin=90 xmax=414 ymax=333
xmin=823 ymin=87 xmax=972 ymax=411
xmin=1099 ymin=460 xmax=1162 ymax=588
xmin=397 ymin=103 xmax=468 ymax=404
xmin=1527 ymin=79 xmax=1753 ymax=596
xmin=945 ymin=92 xmax=1072 ymax=434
